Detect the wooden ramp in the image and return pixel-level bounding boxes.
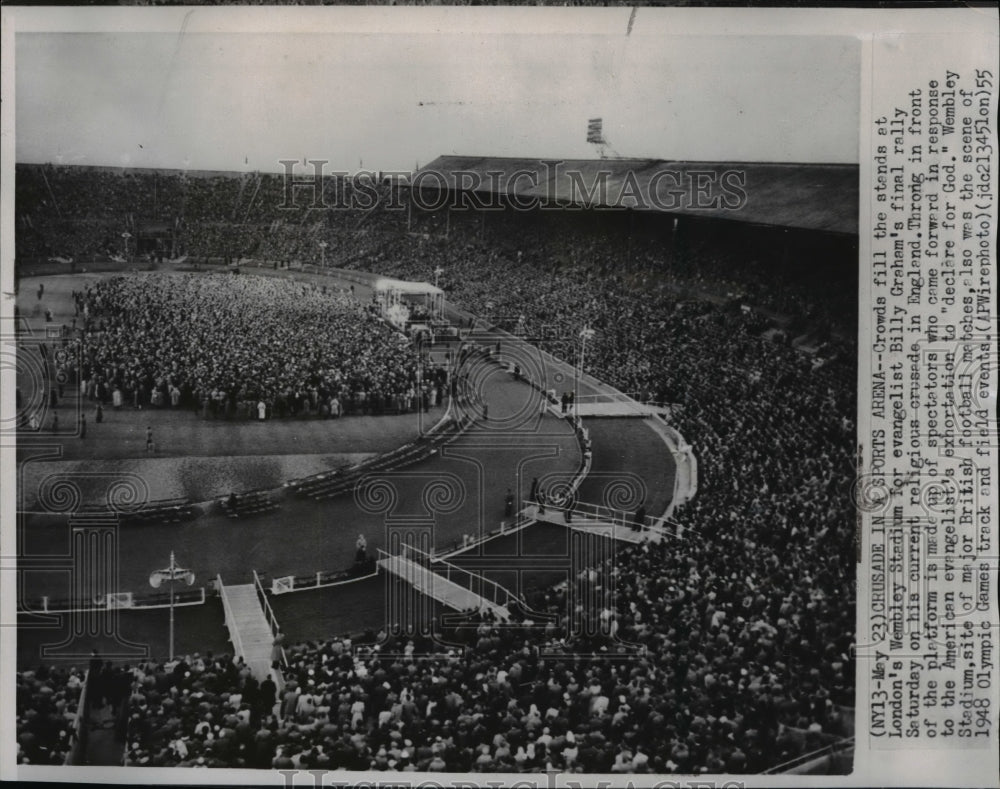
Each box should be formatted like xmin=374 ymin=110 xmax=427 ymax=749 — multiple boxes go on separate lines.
xmin=378 ymin=553 xmax=511 ymax=621
xmin=524 ymin=504 xmax=667 ymax=545
xmin=219 ymin=582 xmax=274 ymax=680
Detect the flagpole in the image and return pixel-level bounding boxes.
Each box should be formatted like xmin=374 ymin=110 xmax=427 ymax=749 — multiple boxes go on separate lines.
xmin=150 ymin=551 xmax=193 ymax=663
xmin=169 ymin=551 xmax=176 ymax=661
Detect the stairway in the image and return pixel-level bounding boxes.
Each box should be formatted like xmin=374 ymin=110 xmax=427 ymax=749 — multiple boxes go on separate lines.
xmin=219 ymin=582 xmax=274 ymax=680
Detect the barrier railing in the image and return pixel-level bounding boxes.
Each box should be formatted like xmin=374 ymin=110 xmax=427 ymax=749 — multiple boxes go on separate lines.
xmin=63 ymin=669 xmax=90 ymax=766
xmin=441 ymin=300 xmax=697 ymax=520
xmin=433 ymin=379 xmax=593 ymax=564
xmin=384 ymin=544 xmax=525 ymax=614
xmin=26 ymin=587 xmax=207 ymax=615
xmin=433 ymin=514 xmax=536 ymax=562
xmin=252 ymin=569 xmax=287 ymax=668
xmin=524 ymin=498 xmax=679 ymax=539
xmin=269 ymin=566 xmax=379 ymax=595
xmin=760 ymin=736 xmax=855 ymax=775
xmin=572 ymin=392 xmax=633 ymax=404
xmin=284 ymin=385 xmax=462 ymax=499
xmin=572 ymin=392 xmax=676 ymax=411
xmin=645 ymin=412 xmax=698 ymax=519
xmin=252 ymin=570 xmax=290 ymax=699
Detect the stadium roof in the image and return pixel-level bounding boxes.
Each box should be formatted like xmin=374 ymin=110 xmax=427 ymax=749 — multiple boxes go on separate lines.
xmin=416 ymin=156 xmax=858 ymax=236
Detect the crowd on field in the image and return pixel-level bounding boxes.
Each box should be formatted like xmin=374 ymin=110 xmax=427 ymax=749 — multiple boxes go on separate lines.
xmin=71 ymin=273 xmax=437 ymax=417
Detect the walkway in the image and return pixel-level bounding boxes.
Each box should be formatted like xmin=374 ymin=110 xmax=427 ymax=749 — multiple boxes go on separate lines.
xmin=82 ymin=700 xmax=126 ymax=766
xmin=523 ymin=503 xmax=668 ymax=545
xmin=557 ymin=401 xmax=672 ymax=418
xmin=377 ymin=553 xmax=511 ymax=621
xmin=218 ymin=582 xmax=274 ymax=680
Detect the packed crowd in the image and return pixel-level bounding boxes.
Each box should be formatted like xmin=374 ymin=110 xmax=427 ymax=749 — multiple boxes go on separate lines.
xmin=15 ymin=165 xmax=400 ymax=266
xmin=120 ymin=581 xmax=849 ymax=773
xmin=114 ymin=243 xmax=855 ymax=771
xmin=325 ymin=206 xmax=856 ymax=772
xmin=15 ymin=665 xmax=85 ymax=765
xmin=15 ymin=164 xmax=855 ymax=330
xmin=18 ymin=165 xmax=855 ymax=772
xmin=76 ymin=273 xmax=424 ymax=416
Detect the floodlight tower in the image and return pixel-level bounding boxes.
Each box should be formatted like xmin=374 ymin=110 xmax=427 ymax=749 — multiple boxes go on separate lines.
xmin=586 ymin=118 xmax=624 ymax=160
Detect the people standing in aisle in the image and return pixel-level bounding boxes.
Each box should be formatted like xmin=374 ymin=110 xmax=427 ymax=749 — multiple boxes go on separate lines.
xmin=271 ymin=629 xmax=286 ymax=670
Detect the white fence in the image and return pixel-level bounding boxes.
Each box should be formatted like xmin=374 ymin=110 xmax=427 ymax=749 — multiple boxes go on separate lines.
xmin=29 ymin=587 xmax=207 ymax=614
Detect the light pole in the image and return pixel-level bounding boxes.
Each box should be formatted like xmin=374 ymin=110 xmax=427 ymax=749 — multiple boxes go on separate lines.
xmin=576 ymin=326 xmax=595 ymax=423
xmin=318 ymin=240 xmax=328 ymax=269
xmin=149 ymin=552 xmax=195 ymax=661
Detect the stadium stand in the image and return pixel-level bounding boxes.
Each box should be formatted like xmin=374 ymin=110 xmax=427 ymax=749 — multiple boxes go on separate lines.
xmin=78 ymin=498 xmax=196 ymax=526
xmin=15 ymin=666 xmax=84 ymax=766
xmin=15 ymin=162 xmax=856 ymax=773
xmin=220 ymin=491 xmax=281 ymax=520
